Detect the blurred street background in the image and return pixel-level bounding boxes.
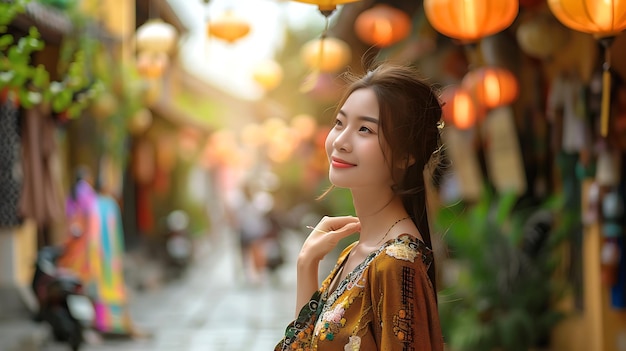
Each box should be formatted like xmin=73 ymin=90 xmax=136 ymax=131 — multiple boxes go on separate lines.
xmin=8 ymin=224 xmax=305 ymax=351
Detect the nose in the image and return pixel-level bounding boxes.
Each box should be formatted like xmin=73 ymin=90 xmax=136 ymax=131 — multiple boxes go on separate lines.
xmin=332 ymin=129 xmax=351 ymax=152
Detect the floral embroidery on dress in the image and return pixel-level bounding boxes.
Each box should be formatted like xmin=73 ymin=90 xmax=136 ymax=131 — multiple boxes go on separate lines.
xmin=386 ymin=243 xmax=418 ymax=262
xmin=385 ymin=234 xmax=434 ymax=268
xmin=344 ymin=335 xmax=361 ymax=351
xmin=315 ymin=303 xmax=347 ymax=341
xmin=315 ymin=295 xmax=358 ymax=342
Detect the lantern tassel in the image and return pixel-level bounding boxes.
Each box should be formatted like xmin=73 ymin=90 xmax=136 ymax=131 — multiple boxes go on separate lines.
xmin=600 ymin=41 xmax=612 ymax=138
xmin=600 ymin=68 xmax=611 ymax=137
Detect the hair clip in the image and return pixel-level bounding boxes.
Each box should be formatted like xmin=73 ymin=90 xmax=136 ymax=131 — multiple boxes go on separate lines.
xmin=437 ymin=120 xmax=445 ymax=130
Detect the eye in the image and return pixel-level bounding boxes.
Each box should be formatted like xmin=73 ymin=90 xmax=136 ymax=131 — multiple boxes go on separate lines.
xmin=333 ymin=118 xmax=344 ymax=128
xmin=359 ymin=126 xmax=373 ymax=133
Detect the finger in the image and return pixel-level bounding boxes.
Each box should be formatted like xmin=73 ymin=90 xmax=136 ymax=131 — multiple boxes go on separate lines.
xmin=327 ymin=222 xmax=360 ymax=239
xmin=324 ymin=217 xmax=360 ymax=231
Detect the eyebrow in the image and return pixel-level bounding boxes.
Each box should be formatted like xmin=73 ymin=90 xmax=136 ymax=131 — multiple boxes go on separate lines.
xmin=338 ymin=110 xmax=379 ymax=124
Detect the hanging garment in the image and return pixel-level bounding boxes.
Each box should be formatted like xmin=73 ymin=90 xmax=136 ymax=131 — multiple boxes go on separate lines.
xmin=19 ymin=106 xmax=64 ymax=228
xmin=92 ymin=195 xmax=134 ymax=334
xmin=0 ymin=101 xmax=22 ymax=227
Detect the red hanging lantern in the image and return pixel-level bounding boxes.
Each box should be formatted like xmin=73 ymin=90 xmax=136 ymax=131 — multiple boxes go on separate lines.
xmin=441 ymin=86 xmax=479 ymax=129
xmin=354 ymin=4 xmax=412 ymax=47
xmin=207 ymin=9 xmax=251 ymax=44
xmin=423 ymin=0 xmax=518 ymax=43
xmin=462 ymin=67 xmax=519 ymax=109
xmin=548 ymin=0 xmax=626 ymax=137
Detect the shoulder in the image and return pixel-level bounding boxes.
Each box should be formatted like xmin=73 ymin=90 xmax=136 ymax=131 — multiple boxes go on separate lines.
xmin=368 ymin=234 xmax=437 ymax=297
xmin=380 ymin=234 xmax=433 ymax=267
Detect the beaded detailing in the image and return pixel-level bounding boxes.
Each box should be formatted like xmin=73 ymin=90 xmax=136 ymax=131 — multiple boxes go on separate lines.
xmin=375 ymin=216 xmax=410 ymax=246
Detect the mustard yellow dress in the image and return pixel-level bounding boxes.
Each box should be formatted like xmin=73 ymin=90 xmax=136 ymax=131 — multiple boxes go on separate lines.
xmin=275 ymin=234 xmax=444 ymax=351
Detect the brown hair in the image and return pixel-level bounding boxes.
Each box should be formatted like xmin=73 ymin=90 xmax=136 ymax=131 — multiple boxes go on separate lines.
xmin=334 ymin=62 xmax=444 ymax=290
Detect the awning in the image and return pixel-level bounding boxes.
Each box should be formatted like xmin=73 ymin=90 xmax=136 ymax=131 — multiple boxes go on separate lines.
xmin=10 ymin=2 xmax=72 ymax=44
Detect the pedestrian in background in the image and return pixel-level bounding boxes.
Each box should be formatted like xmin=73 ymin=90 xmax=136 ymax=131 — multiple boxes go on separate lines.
xmin=59 ymin=166 xmax=145 ymax=340
xmin=58 ymin=166 xmax=99 ymax=296
xmin=230 ymin=183 xmax=273 ymax=285
xmin=275 ymin=63 xmax=445 ymax=350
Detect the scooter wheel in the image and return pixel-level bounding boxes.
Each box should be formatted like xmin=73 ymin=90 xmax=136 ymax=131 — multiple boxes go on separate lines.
xmin=68 ymin=319 xmax=83 ymax=351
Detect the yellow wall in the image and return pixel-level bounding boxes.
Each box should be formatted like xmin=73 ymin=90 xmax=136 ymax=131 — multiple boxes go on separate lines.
xmin=80 ymin=0 xmax=135 ymax=61
xmin=0 ymin=221 xmax=37 ymax=287
xmin=15 ymin=220 xmax=37 ymax=286
xmin=552 ymin=180 xmax=626 ymax=351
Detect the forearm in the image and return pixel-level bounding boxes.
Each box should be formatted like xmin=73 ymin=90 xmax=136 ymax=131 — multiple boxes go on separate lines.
xmin=295 ymin=255 xmax=320 ymax=318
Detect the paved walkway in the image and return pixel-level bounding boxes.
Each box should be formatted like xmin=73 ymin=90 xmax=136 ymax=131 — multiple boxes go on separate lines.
xmin=40 ymin=226 xmax=304 ymax=351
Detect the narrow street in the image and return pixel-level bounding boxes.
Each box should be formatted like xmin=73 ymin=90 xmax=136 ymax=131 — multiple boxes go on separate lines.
xmin=41 ymin=227 xmax=303 ymax=351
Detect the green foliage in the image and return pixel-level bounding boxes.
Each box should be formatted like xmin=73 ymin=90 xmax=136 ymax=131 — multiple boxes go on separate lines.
xmin=436 ymin=190 xmax=573 ymax=351
xmin=0 ymin=0 xmax=29 ymax=27
xmin=38 ymin=0 xmax=77 ymax=10
xmin=0 ymin=0 xmax=101 ymax=118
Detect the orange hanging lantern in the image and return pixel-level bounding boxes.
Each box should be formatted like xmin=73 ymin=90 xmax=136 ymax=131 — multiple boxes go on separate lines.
xmin=548 ymin=0 xmax=626 ymax=37
xmin=441 ymin=86 xmax=479 ymax=129
xmin=462 ymin=67 xmax=519 ymax=109
xmin=292 ymin=0 xmax=362 ymax=66
xmin=301 ymin=36 xmax=351 ymax=73
xmin=354 ymin=4 xmax=412 ymax=47
xmin=292 ymin=0 xmax=361 ymax=17
xmin=136 ymin=51 xmax=169 ymax=79
xmin=423 ymin=0 xmax=518 ymax=43
xmin=548 ymin=0 xmax=626 ymax=137
xmin=252 ymin=60 xmax=284 ymax=91
xmin=207 ymin=9 xmax=251 ymax=44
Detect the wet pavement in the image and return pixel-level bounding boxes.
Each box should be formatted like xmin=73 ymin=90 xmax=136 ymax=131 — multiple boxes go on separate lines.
xmin=39 ymin=227 xmax=303 ymax=351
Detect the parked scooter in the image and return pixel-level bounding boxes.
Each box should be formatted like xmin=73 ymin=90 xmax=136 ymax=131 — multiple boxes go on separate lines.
xmin=32 ymin=246 xmax=95 ymax=351
xmin=164 ymin=210 xmax=193 ymax=279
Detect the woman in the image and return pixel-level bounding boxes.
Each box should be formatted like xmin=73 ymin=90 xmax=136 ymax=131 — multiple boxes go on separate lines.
xmin=275 ymin=63 xmax=445 ymax=350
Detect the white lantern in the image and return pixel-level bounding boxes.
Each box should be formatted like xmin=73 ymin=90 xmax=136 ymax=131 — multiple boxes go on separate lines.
xmin=136 ymin=19 xmax=177 ymax=54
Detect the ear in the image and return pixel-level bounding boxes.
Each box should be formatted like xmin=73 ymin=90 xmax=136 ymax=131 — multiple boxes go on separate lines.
xmin=397 ymin=155 xmax=416 ymax=169
xmin=406 ymin=155 xmax=416 ymax=167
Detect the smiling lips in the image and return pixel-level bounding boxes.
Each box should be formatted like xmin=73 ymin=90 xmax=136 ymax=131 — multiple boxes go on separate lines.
xmin=331 ymin=157 xmax=356 ymax=168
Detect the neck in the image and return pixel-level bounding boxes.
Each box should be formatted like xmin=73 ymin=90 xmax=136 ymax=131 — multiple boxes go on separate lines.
xmin=352 ymin=189 xmax=408 ymax=244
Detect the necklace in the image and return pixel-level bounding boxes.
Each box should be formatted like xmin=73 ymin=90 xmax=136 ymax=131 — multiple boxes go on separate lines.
xmin=376 ymin=216 xmax=410 ymax=246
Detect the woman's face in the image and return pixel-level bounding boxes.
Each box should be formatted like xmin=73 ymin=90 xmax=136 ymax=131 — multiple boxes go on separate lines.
xmin=325 ymin=88 xmax=393 ymax=190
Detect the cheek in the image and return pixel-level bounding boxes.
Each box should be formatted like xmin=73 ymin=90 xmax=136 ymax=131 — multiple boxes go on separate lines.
xmin=324 ymin=131 xmax=335 ymax=157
